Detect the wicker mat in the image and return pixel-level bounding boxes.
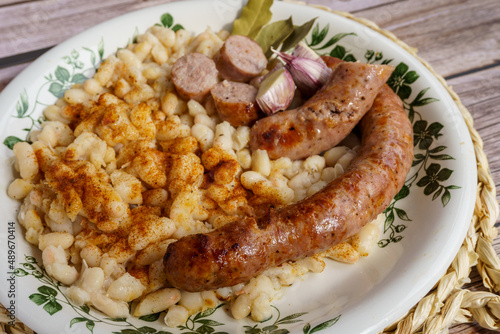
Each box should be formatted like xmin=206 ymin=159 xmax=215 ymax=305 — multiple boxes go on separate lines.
xmin=1 ymin=2 xmax=499 ymax=333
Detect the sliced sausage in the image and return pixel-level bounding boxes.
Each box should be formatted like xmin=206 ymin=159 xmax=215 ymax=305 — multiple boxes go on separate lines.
xmin=164 ymin=84 xmax=413 ymax=292
xmin=171 ymin=53 xmax=218 ymax=103
xmin=249 ymin=61 xmax=394 ymax=160
xmin=215 ymin=35 xmax=267 ymax=82
xmin=211 ymin=80 xmax=261 ymax=127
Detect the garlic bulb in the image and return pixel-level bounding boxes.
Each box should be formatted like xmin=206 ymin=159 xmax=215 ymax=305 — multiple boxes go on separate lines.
xmin=292 ymin=41 xmax=326 ymax=65
xmin=256 ymin=68 xmax=295 ymax=115
xmin=274 ymin=49 xmax=332 ymax=97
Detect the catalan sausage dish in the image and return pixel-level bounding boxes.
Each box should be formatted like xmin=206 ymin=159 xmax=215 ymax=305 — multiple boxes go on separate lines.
xmin=8 ymin=9 xmax=413 ymax=327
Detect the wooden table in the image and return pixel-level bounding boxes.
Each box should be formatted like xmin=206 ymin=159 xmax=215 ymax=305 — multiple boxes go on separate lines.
xmin=0 ymin=0 xmax=498 ymax=333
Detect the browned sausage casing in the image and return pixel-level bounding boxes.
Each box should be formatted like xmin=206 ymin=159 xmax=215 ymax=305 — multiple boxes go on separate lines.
xmin=164 ymin=84 xmax=414 ymax=292
xmin=249 ymin=62 xmax=394 ymax=160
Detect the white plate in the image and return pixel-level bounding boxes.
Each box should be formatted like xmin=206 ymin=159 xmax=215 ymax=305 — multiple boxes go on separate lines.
xmin=0 ymin=1 xmax=477 ymax=333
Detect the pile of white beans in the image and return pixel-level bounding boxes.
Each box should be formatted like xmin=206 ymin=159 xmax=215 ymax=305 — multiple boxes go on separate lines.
xmin=7 ymin=24 xmax=382 ymax=327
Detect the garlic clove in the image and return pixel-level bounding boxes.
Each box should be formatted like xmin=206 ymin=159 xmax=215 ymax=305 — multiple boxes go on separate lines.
xmin=274 ymin=49 xmax=332 ymax=97
xmin=292 ymin=41 xmax=326 ymax=65
xmin=287 ymin=56 xmax=332 ymax=97
xmin=256 ymin=68 xmax=295 ymax=115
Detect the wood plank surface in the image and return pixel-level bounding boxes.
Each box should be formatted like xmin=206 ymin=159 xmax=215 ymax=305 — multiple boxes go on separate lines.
xmin=446 ymin=66 xmax=500 ymax=333
xmin=0 ymin=0 xmax=499 ymax=333
xmin=354 ymin=0 xmax=500 ymax=78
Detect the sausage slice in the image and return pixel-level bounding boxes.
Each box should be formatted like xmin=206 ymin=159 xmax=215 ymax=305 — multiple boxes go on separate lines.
xmin=215 ymin=35 xmax=267 ymax=82
xmin=211 ymin=80 xmax=260 ymax=127
xmin=171 ymin=53 xmax=218 ymax=103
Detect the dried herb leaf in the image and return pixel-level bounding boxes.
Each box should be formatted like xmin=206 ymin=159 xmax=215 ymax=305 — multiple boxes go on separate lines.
xmin=254 ymin=17 xmax=294 ymax=57
xmin=280 ymin=17 xmax=317 ymax=52
xmin=232 ymin=0 xmax=273 ymax=38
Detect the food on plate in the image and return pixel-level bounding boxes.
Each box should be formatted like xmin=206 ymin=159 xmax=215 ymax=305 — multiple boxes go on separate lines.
xmin=164 ymin=84 xmax=413 ymax=291
xmin=6 ymin=2 xmax=413 ymax=326
xmin=250 ymin=58 xmax=394 ymax=160
xmin=255 ymin=67 xmax=295 ymax=115
xmin=214 ymin=35 xmax=268 ymax=82
xmin=210 ymin=80 xmax=261 ymax=126
xmin=171 ymin=52 xmax=218 ymax=102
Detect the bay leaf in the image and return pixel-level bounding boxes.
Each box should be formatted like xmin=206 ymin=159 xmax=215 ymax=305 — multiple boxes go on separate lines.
xmin=280 ymin=17 xmax=318 ymax=52
xmin=232 ymin=0 xmax=273 ymax=39
xmin=254 ymin=17 xmax=294 ymax=57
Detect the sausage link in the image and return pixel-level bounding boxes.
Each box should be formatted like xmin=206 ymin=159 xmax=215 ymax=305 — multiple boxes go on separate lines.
xmin=249 ymin=62 xmax=394 ymax=160
xmin=164 ymin=84 xmax=414 ymax=292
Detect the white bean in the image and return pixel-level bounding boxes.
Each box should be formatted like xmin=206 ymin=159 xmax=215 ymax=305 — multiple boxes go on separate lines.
xmin=64 ymin=88 xmax=90 ymax=105
xmin=191 ymin=123 xmax=214 ymax=151
xmin=136 ymin=239 xmax=175 ymax=266
xmin=303 ymin=155 xmax=325 ymax=173
xmin=128 ymin=217 xmax=176 ymax=251
xmin=232 ymin=126 xmax=250 ymax=151
xmin=179 ymin=291 xmax=203 ymax=314
xmin=194 ymin=114 xmax=216 ymax=131
xmin=337 ymin=150 xmax=357 ymax=170
xmin=90 ymin=293 xmax=129 ymax=318
xmin=80 ymin=244 xmax=103 ymax=267
xmin=251 ymin=149 xmax=271 ymax=177
xmin=81 ymin=267 xmax=105 ymax=292
xmin=13 ymin=142 xmax=38 ymax=181
xmin=213 ymin=121 xmax=234 ymax=152
xmin=107 ymin=273 xmax=146 ymax=302
xmin=231 ymin=294 xmax=251 ymax=320
xmin=133 ymin=288 xmax=181 ymax=317
xmin=351 ymin=217 xmax=382 ymax=257
xmin=164 ymin=305 xmax=189 ymax=328
xmin=38 ymin=232 xmax=74 ymax=251
xmin=324 ymin=146 xmax=350 ymax=167
xmin=7 ymin=178 xmax=33 ymax=200
xmin=322 ymin=242 xmax=360 ymax=264
xmin=187 ymin=99 xmax=207 ymax=116
xmin=66 ymin=286 xmax=90 ymax=306
xmin=251 ymin=293 xmax=272 ymax=322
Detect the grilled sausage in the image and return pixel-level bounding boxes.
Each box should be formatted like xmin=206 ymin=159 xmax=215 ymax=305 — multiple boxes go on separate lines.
xmin=164 ymin=84 xmax=414 ymax=292
xmin=211 ymin=80 xmax=261 ymax=127
xmin=171 ymin=53 xmax=219 ymax=103
xmin=215 ymin=35 xmax=267 ymax=82
xmin=249 ymin=61 xmax=394 ymax=160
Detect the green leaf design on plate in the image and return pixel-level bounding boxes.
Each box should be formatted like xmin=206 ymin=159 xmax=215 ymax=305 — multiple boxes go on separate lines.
xmin=318 ymin=32 xmax=356 ymax=50
xmin=304 ymin=315 xmax=340 ymax=334
xmin=54 ymin=65 xmax=71 ymax=82
xmin=16 ymin=89 xmax=29 ymax=117
xmin=43 ymin=300 xmax=63 ymax=315
xmin=157 ymin=13 xmax=184 ymax=31
xmin=161 ymin=13 xmax=174 ymax=28
xmin=3 ymin=136 xmax=24 ymax=149
xmin=139 ymin=312 xmax=162 ymax=322
xmin=72 ymin=73 xmax=88 ymax=83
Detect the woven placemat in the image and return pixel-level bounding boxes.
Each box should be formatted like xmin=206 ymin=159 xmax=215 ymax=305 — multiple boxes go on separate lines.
xmin=1 ymin=2 xmax=499 ymax=333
